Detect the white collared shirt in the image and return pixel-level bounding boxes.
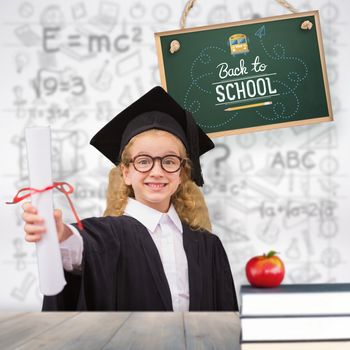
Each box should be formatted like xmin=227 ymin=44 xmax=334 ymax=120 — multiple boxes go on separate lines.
xmin=61 ymin=198 xmax=190 ymax=311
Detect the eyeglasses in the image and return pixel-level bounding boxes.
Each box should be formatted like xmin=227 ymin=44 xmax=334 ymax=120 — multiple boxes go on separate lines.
xmin=128 ymin=154 xmax=185 ymax=173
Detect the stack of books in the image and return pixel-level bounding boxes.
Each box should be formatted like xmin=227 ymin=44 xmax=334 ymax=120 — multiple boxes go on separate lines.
xmin=240 ymin=283 xmax=350 ymax=349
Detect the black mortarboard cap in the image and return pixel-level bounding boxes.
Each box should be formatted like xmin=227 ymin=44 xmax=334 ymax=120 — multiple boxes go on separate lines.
xmin=90 ymin=86 xmax=214 ymax=186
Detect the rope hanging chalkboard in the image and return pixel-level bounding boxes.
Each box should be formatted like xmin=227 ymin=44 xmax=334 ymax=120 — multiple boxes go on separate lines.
xmin=170 ymin=0 xmax=313 ymax=54
xmin=155 ymin=8 xmax=332 ymax=136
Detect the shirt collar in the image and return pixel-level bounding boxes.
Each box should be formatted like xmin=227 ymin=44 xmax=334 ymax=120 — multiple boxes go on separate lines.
xmin=124 ymin=198 xmax=183 ymax=234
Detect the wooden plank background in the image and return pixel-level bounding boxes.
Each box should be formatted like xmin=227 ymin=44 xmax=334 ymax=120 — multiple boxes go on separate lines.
xmin=0 ymin=312 xmax=241 ymax=350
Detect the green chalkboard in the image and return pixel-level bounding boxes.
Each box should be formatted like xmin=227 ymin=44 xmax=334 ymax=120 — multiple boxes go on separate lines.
xmin=155 ymin=11 xmax=333 ymax=137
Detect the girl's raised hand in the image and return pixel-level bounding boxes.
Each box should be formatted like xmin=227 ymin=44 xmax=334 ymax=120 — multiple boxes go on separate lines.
xmin=22 ymin=202 xmax=72 ymax=243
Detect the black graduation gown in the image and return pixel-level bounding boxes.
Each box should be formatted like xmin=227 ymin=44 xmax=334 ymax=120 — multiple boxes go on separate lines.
xmin=42 ymin=215 xmax=238 ymax=311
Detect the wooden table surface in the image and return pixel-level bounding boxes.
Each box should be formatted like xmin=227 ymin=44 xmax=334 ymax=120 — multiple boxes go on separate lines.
xmin=0 ymin=312 xmax=241 ymax=350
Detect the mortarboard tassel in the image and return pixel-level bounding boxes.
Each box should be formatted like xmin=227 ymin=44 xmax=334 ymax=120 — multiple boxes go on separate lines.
xmin=185 ymin=111 xmax=204 ymax=186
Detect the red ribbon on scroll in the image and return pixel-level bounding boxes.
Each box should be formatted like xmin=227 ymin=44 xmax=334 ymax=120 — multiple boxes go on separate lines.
xmin=6 ymin=182 xmax=83 ymax=230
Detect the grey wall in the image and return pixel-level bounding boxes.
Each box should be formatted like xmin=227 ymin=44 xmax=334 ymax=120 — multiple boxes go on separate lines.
xmin=1 ymin=0 xmax=349 ymax=310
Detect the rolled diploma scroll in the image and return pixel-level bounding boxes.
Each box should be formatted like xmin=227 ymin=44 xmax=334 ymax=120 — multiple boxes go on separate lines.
xmin=25 ymin=126 xmax=66 ymax=295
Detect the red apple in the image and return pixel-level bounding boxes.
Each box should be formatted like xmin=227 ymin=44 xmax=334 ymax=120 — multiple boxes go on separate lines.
xmin=245 ymin=251 xmax=285 ymax=287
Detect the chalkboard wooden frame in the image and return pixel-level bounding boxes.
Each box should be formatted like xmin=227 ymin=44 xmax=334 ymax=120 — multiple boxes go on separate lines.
xmin=155 ymin=11 xmax=333 ymax=137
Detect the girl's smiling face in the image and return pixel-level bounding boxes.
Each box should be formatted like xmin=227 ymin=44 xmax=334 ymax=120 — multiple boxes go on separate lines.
xmin=121 ymin=130 xmax=185 ymax=213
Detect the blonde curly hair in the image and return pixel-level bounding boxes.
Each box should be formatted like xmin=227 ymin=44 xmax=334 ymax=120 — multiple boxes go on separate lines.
xmin=104 ymin=129 xmax=212 ymax=232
